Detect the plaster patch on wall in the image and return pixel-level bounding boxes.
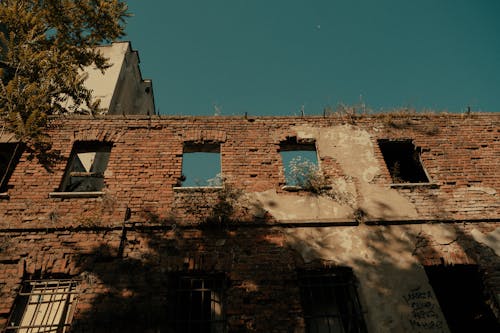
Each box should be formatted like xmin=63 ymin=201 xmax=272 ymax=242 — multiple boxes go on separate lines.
xmin=294 ymin=125 xmax=379 ymax=182
xmin=290 ymin=125 xmax=419 ymax=220
xmin=285 ymin=225 xmax=424 ymax=270
xmin=419 ymin=224 xmax=457 ymax=245
xmin=284 ymin=226 xmax=365 ymax=263
xmin=470 ymin=227 xmax=500 ymax=257
xmin=284 ymin=225 xmax=450 ymax=333
xmin=251 ymin=190 xmax=352 ymax=222
xmin=358 ymin=182 xmax=418 ymax=219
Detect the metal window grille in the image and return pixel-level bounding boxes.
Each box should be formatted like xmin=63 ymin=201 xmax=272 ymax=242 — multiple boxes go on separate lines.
xmin=168 ymin=274 xmax=226 ymax=333
xmin=298 ymin=268 xmax=367 ymax=333
xmin=5 ymin=280 xmax=79 ymax=333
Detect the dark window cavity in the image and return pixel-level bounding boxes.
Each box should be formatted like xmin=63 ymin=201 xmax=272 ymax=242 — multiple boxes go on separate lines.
xmin=279 ymin=138 xmax=319 ymax=187
xmin=425 ymin=265 xmax=500 ymax=333
xmin=60 ymin=141 xmax=112 ymax=192
xmin=167 ymin=273 xmax=226 ymax=333
xmin=5 ymin=279 xmax=78 ymax=332
xmin=378 ymin=139 xmax=429 ymax=183
xmin=182 ymin=143 xmax=221 ymax=187
xmin=0 ymin=142 xmax=24 ymax=192
xmin=298 ymin=267 xmax=367 ymax=333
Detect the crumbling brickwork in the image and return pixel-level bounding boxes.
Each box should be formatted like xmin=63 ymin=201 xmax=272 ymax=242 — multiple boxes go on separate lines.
xmin=0 ymin=113 xmax=498 ymax=332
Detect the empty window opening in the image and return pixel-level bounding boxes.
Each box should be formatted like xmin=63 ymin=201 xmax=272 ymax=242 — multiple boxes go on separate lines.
xmin=425 ymin=265 xmax=499 ymax=333
xmin=182 ymin=143 xmax=221 ymax=187
xmin=298 ymin=267 xmax=367 ymax=333
xmin=280 ymin=139 xmax=319 ymax=187
xmin=5 ymin=279 xmax=78 ymax=332
xmin=0 ymin=143 xmax=24 ymax=192
xmin=60 ymin=141 xmax=112 ymax=192
xmin=168 ymin=274 xmax=226 ymax=333
xmin=378 ymin=139 xmax=429 ymax=183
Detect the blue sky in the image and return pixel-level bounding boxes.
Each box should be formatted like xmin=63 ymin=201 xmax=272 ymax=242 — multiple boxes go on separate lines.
xmin=124 ymin=1 xmax=500 ymax=115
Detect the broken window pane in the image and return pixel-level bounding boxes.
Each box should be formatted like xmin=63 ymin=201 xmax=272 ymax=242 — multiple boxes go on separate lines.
xmin=61 ymin=141 xmax=112 ymax=192
xmin=167 ymin=274 xmax=226 ymax=333
xmin=378 ymin=139 xmax=429 ymax=183
xmin=280 ymin=140 xmax=319 ymax=187
xmin=6 ymin=280 xmax=78 ymax=333
xmin=298 ymin=268 xmax=367 ymax=333
xmin=0 ymin=143 xmax=24 ymax=192
xmin=182 ymin=143 xmax=221 ymax=187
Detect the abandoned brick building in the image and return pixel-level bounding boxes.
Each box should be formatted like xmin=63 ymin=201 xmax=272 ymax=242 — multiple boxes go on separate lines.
xmin=0 ymin=112 xmax=499 ymax=332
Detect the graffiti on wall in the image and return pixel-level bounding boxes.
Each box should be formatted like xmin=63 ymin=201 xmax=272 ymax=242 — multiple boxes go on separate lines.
xmin=403 ymin=286 xmax=446 ymax=331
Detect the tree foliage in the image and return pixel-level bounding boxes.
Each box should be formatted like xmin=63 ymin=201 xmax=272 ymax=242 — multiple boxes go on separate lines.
xmin=0 ymin=0 xmax=129 ymax=146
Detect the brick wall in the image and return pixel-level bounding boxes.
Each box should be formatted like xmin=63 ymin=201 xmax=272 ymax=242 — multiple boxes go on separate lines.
xmin=1 ymin=113 xmax=498 ymax=228
xmin=0 ymin=113 xmax=498 ymax=332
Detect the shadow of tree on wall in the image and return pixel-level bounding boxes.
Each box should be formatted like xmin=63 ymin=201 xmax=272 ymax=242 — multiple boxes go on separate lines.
xmin=58 ymin=184 xmax=500 ymax=333
xmin=284 ymin=219 xmax=500 ymax=333
xmin=1 ymin=194 xmax=498 ymax=333
xmin=2 ymin=189 xmax=494 ymax=333
xmin=65 ymin=189 xmax=299 ymax=332
xmin=67 ymin=224 xmax=305 ymax=333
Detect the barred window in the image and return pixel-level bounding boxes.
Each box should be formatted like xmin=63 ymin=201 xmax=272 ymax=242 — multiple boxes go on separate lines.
xmin=60 ymin=141 xmax=112 ymax=192
xmin=298 ymin=268 xmax=367 ymax=333
xmin=5 ymin=280 xmax=79 ymax=333
xmin=168 ymin=274 xmax=226 ymax=333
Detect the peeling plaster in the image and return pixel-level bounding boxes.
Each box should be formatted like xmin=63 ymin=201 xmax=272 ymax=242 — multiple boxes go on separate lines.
xmin=418 ymin=224 xmax=457 ymax=245
xmin=284 ymin=225 xmax=450 ymax=333
xmin=358 ymin=182 xmax=418 ymax=219
xmin=251 ymin=190 xmax=352 ymax=222
xmin=294 ymin=125 xmax=380 ymax=182
xmin=295 ymin=125 xmax=418 ymax=220
xmin=471 ymin=227 xmax=500 ymax=256
xmin=254 ymin=125 xmax=418 ymax=222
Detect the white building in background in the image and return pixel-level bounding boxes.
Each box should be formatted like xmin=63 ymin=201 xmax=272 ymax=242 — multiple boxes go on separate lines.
xmin=75 ymin=41 xmax=155 ymax=115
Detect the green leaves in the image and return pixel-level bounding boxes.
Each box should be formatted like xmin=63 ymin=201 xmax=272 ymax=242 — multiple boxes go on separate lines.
xmin=0 ymin=0 xmax=129 ymax=146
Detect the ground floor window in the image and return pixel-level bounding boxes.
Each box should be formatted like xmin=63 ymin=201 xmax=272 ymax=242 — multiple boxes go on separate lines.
xmin=425 ymin=264 xmax=499 ymax=333
xmin=298 ymin=267 xmax=367 ymax=333
xmin=167 ymin=273 xmax=227 ymax=333
xmin=5 ymin=279 xmax=78 ymax=332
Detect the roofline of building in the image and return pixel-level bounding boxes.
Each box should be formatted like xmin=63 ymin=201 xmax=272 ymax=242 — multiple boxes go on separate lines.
xmin=46 ymin=112 xmax=500 ymax=121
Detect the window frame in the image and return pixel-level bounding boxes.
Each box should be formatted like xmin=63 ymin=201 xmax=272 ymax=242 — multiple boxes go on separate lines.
xmin=58 ymin=141 xmax=112 ymax=194
xmin=5 ymin=279 xmax=79 ymax=333
xmin=377 ymin=139 xmax=433 ymax=186
xmin=279 ymin=138 xmax=321 ymax=190
xmin=297 ymin=267 xmax=367 ymax=333
xmin=424 ymin=264 xmax=500 ymax=332
xmin=178 ymin=142 xmax=222 ymax=188
xmin=167 ymin=273 xmax=227 ymax=333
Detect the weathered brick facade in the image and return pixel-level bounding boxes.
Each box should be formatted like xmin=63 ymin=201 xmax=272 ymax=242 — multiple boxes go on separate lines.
xmin=0 ymin=113 xmax=499 ymax=332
